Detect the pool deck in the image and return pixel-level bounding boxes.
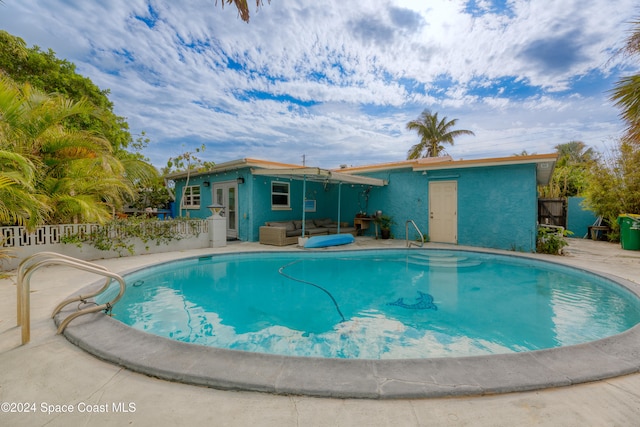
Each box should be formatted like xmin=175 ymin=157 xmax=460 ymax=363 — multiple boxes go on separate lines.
xmin=2 ymin=238 xmax=640 ymax=426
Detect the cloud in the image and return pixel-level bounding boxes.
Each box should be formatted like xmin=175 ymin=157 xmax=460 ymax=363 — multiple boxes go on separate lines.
xmin=389 ymin=7 xmax=424 ymax=31
xmin=0 ymin=0 xmax=636 ymax=169
xmin=348 ymin=6 xmax=424 ymax=54
xmin=350 ymin=16 xmax=397 ymax=48
xmin=519 ymin=29 xmax=591 ymax=77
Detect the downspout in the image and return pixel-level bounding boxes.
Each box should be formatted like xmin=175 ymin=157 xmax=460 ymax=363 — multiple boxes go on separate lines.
xmin=301 ymin=175 xmax=307 ymax=237
xmin=337 ymin=182 xmax=342 ymax=234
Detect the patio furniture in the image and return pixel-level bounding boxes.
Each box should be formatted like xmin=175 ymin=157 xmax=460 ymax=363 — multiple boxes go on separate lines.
xmin=259 ymin=218 xmax=357 ymax=246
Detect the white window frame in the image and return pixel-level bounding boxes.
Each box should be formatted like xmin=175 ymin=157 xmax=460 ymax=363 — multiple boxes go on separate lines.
xmin=271 ymin=181 xmax=290 ymax=210
xmin=182 ymin=185 xmax=201 ymax=209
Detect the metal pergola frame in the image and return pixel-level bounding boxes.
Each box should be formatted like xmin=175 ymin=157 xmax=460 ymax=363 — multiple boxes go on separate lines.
xmin=252 ymin=167 xmax=387 ymax=236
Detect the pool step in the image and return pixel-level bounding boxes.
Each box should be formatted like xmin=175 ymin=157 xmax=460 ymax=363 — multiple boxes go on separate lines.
xmin=409 ymin=254 xmax=468 ymax=263
xmin=407 ymin=255 xmax=482 ymax=268
xmin=411 ymin=252 xmax=456 ymax=259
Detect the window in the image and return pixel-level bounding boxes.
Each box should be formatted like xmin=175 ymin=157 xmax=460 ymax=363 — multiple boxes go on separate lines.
xmin=182 ymin=185 xmax=201 ymax=209
xmin=271 ymin=181 xmax=290 ymax=209
xmin=304 ymin=200 xmax=316 ymax=212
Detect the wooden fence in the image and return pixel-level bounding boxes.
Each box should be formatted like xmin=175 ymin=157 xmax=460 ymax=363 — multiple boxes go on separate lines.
xmin=538 ymin=198 xmax=566 ymax=227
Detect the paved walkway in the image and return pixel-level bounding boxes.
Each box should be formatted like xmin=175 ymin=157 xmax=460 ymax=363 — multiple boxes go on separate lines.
xmin=1 ymin=238 xmax=640 ymax=426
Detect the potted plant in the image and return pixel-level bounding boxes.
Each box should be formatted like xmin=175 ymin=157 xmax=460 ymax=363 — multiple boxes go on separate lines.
xmin=374 ymin=214 xmax=395 ymax=239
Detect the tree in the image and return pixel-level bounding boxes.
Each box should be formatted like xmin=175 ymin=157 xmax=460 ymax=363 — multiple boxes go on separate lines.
xmin=0 ymin=150 xmax=48 ymax=229
xmin=555 ymin=141 xmax=596 ymax=164
xmin=405 ymin=109 xmax=475 ymax=158
xmin=0 ymin=76 xmax=134 ymax=225
xmin=610 ymin=17 xmax=640 ymax=143
xmin=587 ymin=15 xmax=640 ymax=237
xmin=540 ymin=141 xmax=596 ymax=198
xmin=0 ymin=30 xmax=162 ymax=217
xmin=164 ymin=144 xmax=215 ymax=217
xmin=0 ymin=30 xmax=132 ymax=153
xmin=115 ymin=132 xmax=165 ymax=211
xmin=217 ymin=0 xmax=269 ymax=23
xmin=583 ymin=139 xmax=640 ymax=236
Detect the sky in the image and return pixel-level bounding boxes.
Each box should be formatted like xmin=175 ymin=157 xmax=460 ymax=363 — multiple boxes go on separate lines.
xmin=1 ymin=0 xmax=638 ymax=169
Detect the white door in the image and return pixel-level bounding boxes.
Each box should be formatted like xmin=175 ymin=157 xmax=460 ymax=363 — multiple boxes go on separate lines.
xmin=428 ymin=181 xmax=457 ymax=244
xmin=213 ymin=182 xmax=238 ymax=239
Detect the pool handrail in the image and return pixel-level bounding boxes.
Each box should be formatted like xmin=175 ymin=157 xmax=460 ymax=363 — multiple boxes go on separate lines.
xmin=16 ymin=252 xmax=127 ymax=345
xmin=17 ymin=252 xmax=109 ymax=324
xmin=406 ymin=220 xmax=425 ymax=247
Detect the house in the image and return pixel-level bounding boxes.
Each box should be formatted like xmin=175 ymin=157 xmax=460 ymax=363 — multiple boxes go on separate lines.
xmin=165 ymin=153 xmax=557 ymax=252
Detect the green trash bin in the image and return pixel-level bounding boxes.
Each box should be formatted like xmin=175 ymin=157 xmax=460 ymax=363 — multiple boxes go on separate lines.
xmin=617 ymin=214 xmax=640 ymax=251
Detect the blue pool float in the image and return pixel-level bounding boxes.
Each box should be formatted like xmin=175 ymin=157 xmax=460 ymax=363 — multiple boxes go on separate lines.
xmin=304 ymin=233 xmax=355 ymax=248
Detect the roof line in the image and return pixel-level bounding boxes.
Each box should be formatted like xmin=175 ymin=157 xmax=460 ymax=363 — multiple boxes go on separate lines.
xmin=336 ymin=154 xmax=557 ymax=174
xmin=165 ymin=154 xmax=558 ymax=180
xmin=412 ymin=153 xmax=558 ymax=171
xmin=164 ymin=158 xmax=303 ymax=179
xmin=336 ymin=159 xmax=418 ymax=173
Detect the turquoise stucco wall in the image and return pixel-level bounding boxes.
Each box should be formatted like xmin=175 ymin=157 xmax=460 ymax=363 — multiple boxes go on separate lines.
xmin=360 ymin=163 xmax=538 ymax=251
xmin=173 ymin=176 xmax=212 ymax=220
xmin=456 ymin=164 xmax=538 ymax=251
xmin=173 ymin=168 xmax=253 ymax=240
xmin=360 ymin=167 xmax=428 ymax=239
xmin=248 ymin=176 xmax=369 ymax=239
xmin=173 ymin=162 xmax=540 ymax=251
xmin=173 ymin=169 xmax=369 ymax=242
xmin=566 ymin=196 xmax=597 ymax=238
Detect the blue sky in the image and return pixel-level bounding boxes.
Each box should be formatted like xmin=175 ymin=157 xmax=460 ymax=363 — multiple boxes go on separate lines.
xmin=1 ymin=0 xmax=638 ymax=169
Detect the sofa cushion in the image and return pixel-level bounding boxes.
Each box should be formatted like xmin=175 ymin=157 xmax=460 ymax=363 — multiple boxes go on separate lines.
xmin=285 ymin=229 xmax=304 ymax=237
xmin=293 ymin=220 xmax=316 ymax=230
xmin=314 ymin=218 xmax=333 ymax=227
xmin=267 ymin=221 xmax=295 ymax=231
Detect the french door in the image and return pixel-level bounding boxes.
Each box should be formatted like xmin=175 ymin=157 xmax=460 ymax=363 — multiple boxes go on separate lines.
xmin=213 ymin=181 xmax=238 ymax=239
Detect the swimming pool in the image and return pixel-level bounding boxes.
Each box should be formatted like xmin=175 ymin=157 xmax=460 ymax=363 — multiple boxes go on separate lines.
xmin=97 ymin=249 xmax=640 ymax=360
xmin=60 ymin=245 xmax=640 ymax=398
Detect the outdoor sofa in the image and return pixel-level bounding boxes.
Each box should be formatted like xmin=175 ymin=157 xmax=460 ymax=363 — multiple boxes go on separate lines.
xmin=259 ymin=218 xmax=357 ymax=246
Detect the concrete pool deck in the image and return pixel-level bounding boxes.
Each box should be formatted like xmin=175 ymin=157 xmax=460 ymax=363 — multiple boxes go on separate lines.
xmin=2 ymin=238 xmax=640 ymax=425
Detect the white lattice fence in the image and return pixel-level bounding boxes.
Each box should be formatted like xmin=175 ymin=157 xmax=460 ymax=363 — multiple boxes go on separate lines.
xmin=1 ymin=224 xmax=102 ymax=248
xmin=1 ymin=221 xmax=210 ymax=271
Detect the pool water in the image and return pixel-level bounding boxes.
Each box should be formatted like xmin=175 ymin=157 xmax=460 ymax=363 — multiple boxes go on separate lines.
xmin=98 ymin=250 xmax=640 ymax=359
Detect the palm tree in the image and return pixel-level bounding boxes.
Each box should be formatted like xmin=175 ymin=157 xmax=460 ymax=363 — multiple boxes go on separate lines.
xmin=0 ymin=150 xmax=49 ymax=229
xmin=43 ymin=157 xmax=133 ymax=223
xmin=555 ymin=141 xmax=596 ymax=165
xmin=547 ymin=141 xmax=597 ymax=198
xmin=610 ymin=18 xmax=640 ymax=143
xmin=0 ymin=79 xmax=50 ymax=228
xmin=406 ymin=109 xmax=475 ymax=158
xmin=583 ymin=17 xmax=640 ymax=230
xmin=0 ymin=76 xmax=134 ymax=225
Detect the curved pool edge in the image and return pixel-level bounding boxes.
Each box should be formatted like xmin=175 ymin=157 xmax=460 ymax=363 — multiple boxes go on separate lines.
xmin=55 ymin=309 xmax=640 ymax=399
xmin=54 ymin=247 xmax=640 ymax=399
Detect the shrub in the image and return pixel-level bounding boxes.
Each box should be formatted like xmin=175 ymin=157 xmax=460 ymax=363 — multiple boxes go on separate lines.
xmin=536 ymin=226 xmax=572 ymax=255
xmin=0 ymin=238 xmax=14 ymax=278
xmin=61 ymin=217 xmax=204 ymax=256
xmin=583 ymin=139 xmax=640 ymax=241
